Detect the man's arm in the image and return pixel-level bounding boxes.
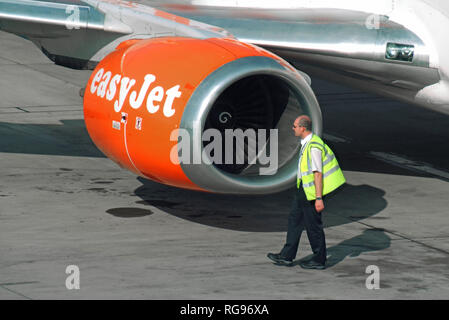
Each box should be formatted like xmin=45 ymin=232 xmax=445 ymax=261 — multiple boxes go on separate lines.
xmin=314 ymin=171 xmax=325 ymax=213
xmin=310 ymin=147 xmax=324 ymax=213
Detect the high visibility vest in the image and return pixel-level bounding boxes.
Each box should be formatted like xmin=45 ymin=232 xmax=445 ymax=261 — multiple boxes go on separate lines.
xmin=297 ymin=134 xmax=346 ymax=201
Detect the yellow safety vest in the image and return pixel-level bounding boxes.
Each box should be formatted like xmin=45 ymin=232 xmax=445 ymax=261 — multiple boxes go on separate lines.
xmin=297 ymin=134 xmax=346 ymax=200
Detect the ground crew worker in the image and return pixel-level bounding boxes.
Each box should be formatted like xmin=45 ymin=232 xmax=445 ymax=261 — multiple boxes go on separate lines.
xmin=267 ymin=115 xmax=345 ymax=269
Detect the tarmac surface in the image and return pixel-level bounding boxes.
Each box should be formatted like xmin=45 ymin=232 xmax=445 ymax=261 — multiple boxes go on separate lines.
xmin=0 ymin=30 xmax=449 ymax=300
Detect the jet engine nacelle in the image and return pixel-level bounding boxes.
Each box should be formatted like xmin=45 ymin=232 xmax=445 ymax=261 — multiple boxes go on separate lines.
xmin=84 ymin=37 xmax=322 ymax=194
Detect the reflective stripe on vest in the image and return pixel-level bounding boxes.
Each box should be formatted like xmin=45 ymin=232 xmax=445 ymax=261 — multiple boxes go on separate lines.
xmin=301 ymin=164 xmax=342 ymax=188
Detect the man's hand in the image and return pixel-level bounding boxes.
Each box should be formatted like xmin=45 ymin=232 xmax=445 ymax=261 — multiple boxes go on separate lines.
xmin=315 ymin=199 xmax=325 ymax=213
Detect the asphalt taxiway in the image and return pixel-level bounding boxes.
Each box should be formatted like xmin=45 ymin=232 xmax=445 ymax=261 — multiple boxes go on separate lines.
xmin=0 ymin=30 xmax=449 ymax=299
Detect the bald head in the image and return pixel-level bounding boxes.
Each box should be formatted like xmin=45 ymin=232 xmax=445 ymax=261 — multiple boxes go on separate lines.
xmin=296 ymin=115 xmax=312 ymax=132
xmin=293 ymin=115 xmax=313 ymax=138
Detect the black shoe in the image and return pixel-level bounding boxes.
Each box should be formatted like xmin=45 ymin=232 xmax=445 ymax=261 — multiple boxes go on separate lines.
xmin=299 ymin=259 xmax=326 ymax=270
xmin=267 ymin=253 xmax=293 ymax=266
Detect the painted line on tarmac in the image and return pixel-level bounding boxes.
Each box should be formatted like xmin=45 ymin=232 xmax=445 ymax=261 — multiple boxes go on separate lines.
xmin=349 ymin=220 xmax=449 ymax=256
xmin=370 ymin=152 xmax=449 ymax=181
xmin=0 ymin=284 xmax=32 ymax=300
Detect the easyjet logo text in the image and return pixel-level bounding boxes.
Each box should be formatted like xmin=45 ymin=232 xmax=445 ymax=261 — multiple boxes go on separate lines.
xmin=89 ymin=68 xmax=182 ymax=118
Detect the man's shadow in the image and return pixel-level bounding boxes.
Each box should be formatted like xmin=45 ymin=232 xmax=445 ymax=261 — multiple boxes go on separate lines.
xmin=293 ymin=229 xmax=391 ymax=268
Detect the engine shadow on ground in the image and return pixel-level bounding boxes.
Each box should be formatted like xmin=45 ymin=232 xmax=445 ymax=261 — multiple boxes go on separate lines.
xmin=133 ymin=178 xmax=387 ymax=232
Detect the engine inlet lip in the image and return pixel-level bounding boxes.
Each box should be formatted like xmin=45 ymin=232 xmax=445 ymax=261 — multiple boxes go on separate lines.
xmin=179 ymin=56 xmax=322 ymax=194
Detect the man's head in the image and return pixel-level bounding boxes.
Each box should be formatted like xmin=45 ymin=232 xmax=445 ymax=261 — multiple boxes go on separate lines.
xmin=292 ymin=115 xmax=312 ymax=139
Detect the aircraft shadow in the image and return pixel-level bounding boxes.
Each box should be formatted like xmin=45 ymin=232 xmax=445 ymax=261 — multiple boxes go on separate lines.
xmin=133 ymin=178 xmax=388 ymax=232
xmin=0 ymin=119 xmax=104 ymax=158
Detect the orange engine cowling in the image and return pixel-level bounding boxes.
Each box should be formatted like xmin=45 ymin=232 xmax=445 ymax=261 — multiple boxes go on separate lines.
xmin=84 ymin=37 xmax=322 ymax=194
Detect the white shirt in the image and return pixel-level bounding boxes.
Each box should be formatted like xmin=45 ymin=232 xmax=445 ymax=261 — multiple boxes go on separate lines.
xmin=297 ymin=133 xmax=323 ymax=182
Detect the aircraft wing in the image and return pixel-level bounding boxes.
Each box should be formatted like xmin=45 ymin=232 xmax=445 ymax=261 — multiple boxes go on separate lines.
xmin=0 ymin=0 xmax=445 ymax=111
xmin=145 ymin=0 xmax=444 ymax=110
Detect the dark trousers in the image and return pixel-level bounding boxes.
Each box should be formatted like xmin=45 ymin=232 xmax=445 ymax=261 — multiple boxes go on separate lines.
xmin=280 ymin=184 xmax=327 ymax=264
